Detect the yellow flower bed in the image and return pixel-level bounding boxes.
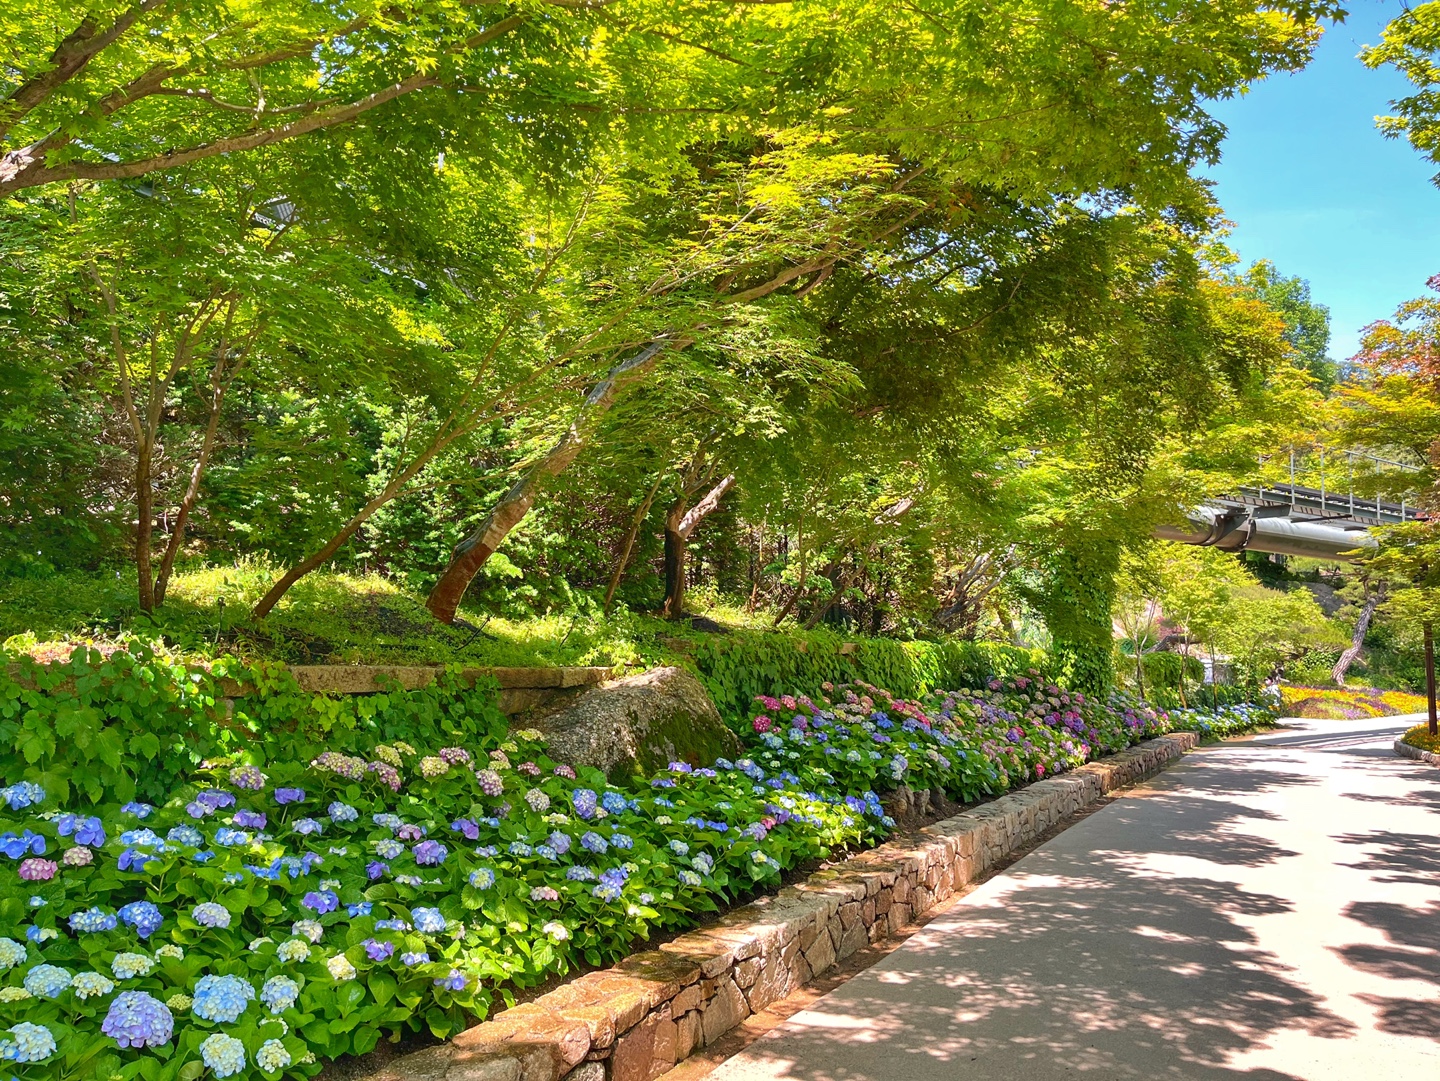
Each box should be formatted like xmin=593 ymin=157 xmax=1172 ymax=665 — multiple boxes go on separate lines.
xmin=1402 ymin=723 xmax=1440 ymax=754
xmin=1279 ymin=685 xmax=1429 ymax=720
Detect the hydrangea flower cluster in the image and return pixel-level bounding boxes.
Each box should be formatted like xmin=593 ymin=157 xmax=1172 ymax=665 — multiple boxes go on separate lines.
xmin=0 ymin=677 xmax=1260 ymax=1081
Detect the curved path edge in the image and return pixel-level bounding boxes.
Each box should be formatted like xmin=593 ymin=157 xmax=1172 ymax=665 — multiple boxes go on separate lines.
xmin=1395 ymin=736 xmax=1440 ymax=767
xmin=372 ymin=732 xmax=1199 ymax=1081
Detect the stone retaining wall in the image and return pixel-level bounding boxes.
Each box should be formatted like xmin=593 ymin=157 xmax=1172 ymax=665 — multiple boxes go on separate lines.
xmin=374 ymin=732 xmax=1199 ymax=1081
xmin=1395 ymin=737 xmax=1440 ymax=767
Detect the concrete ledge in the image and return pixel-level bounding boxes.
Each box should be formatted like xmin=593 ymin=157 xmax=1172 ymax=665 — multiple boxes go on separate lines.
xmin=1394 ymin=737 xmax=1440 ymax=767
xmin=6 ymin=662 xmax=617 ymax=717
xmin=369 ymin=732 xmax=1198 ymax=1081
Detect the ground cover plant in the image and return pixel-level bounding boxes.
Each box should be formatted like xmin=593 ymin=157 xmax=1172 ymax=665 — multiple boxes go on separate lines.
xmin=1400 ymin=723 xmax=1440 ymax=754
xmin=0 ymin=667 xmax=1272 ymax=1080
xmin=1278 ymin=685 xmax=1428 ymax=720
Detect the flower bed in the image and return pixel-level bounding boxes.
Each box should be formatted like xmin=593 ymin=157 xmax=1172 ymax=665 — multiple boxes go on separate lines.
xmin=1279 ymin=684 xmax=1427 ymax=720
xmin=1400 ymin=723 xmax=1440 ymax=755
xmin=0 ymin=675 xmax=1269 ymax=1080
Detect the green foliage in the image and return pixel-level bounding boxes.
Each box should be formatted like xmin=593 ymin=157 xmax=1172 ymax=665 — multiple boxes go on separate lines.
xmin=0 ymin=646 xmax=506 ymax=807
xmin=685 ymin=630 xmax=1043 ymax=724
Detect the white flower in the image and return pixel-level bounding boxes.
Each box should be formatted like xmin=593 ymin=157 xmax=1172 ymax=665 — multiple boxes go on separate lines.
xmin=542 ymin=921 xmax=569 ymax=942
xmin=326 ymin=954 xmax=357 ymax=982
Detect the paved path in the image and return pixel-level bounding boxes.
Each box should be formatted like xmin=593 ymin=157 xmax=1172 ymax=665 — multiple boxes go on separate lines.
xmin=706 ymin=716 xmax=1440 ymax=1081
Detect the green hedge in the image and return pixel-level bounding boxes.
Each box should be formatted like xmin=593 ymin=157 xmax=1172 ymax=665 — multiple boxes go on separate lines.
xmin=683 ymin=630 xmax=1046 ymax=722
xmin=0 ymin=646 xmax=506 ymax=806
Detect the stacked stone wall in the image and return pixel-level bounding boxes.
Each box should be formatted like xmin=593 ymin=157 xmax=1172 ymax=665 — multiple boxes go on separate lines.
xmin=377 ymin=733 xmax=1199 ymax=1081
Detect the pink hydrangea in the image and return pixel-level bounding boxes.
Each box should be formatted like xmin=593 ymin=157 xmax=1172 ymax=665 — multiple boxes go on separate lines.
xmin=439 ymin=747 xmax=471 ymax=766
xmin=752 ymin=715 xmax=772 ymax=734
xmin=366 ymin=761 xmax=402 ymax=792
xmin=552 ymin=764 xmax=576 ymax=779
xmin=517 ymin=762 xmax=541 ymax=777
xmin=18 ymin=858 xmax=57 ymax=881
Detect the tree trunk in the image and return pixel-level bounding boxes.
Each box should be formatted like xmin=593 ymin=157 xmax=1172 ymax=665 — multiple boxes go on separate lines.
xmin=155 ymin=327 xmax=253 ymax=606
xmin=134 ymin=439 xmax=156 ymax=611
xmin=1331 ymin=588 xmax=1382 ymax=687
xmin=661 ymin=492 xmax=688 ymax=619
xmin=426 ymin=338 xmax=674 ymax=624
xmin=604 ymin=470 xmax=666 ymax=614
xmin=1425 ymin=621 xmax=1438 ymax=738
xmin=661 ymin=473 xmax=733 ymax=620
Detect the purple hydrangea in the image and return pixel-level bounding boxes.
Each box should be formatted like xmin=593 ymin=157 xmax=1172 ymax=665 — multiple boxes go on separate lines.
xmin=413 ymin=840 xmax=447 ymax=866
xmin=450 ymin=818 xmax=480 ymax=840
xmin=302 ymin=890 xmax=339 ymax=915
xmin=191 ymin=903 xmax=231 ymax=929
xmin=580 ymin=831 xmax=608 ymax=855
xmin=571 ymin=789 xmax=598 ymax=819
xmin=293 ymin=818 xmax=324 ymax=836
xmin=228 ymin=765 xmax=266 ymax=790
xmin=233 ymin=810 xmax=267 ymax=829
xmin=274 ymin=787 xmax=306 ymax=805
xmin=366 ymin=861 xmax=389 ymax=880
xmin=363 ymin=939 xmax=395 ymax=962
xmin=101 ymin=991 xmax=174 ymax=1048
xmin=547 ymin=831 xmax=572 ymax=855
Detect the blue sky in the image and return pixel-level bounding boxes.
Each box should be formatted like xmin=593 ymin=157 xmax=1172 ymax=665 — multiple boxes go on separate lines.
xmin=1202 ymin=0 xmax=1440 ymax=359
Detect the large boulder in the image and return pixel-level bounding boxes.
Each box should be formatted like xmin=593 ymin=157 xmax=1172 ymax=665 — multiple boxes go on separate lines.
xmin=528 ymin=666 xmax=742 ymax=781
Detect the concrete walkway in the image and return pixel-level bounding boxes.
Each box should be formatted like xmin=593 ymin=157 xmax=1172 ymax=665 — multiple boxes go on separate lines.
xmin=705 ymin=716 xmax=1440 ymax=1081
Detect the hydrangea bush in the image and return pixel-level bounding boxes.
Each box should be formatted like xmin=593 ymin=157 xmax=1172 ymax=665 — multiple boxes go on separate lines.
xmin=0 ymin=675 xmax=1270 ymax=1079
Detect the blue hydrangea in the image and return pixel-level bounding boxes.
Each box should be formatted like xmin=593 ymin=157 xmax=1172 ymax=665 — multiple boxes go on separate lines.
xmin=373 ymin=838 xmax=404 ymax=859
xmin=347 ymin=901 xmax=373 ymax=918
xmin=1 ymin=783 xmax=45 ymax=810
xmin=372 ymin=813 xmax=402 ymax=830
xmin=536 ymin=845 xmax=558 ymax=861
xmin=1 ymin=1021 xmax=56 ymax=1062
xmin=214 ymin=828 xmax=251 ymax=847
xmin=260 ymin=975 xmax=300 ymax=1013
xmin=56 ymin=814 xmax=105 ymax=846
xmin=468 ymin=868 xmax=495 ymax=889
xmin=580 ymin=831 xmax=608 ymax=854
xmin=191 ymin=902 xmax=231 ymax=928
xmin=192 ymin=974 xmax=255 ymax=1023
xmin=400 ymin=951 xmax=430 ymax=966
xmin=411 ymin=907 xmax=447 ymax=934
xmin=22 ymin=964 xmax=71 ymax=999
xmin=434 ymin=969 xmax=467 ymax=991
xmin=611 ymin=833 xmax=634 ymax=850
xmin=592 ymin=881 xmax=622 ymax=902
xmin=200 ymin=1033 xmax=247 ymax=1078
xmin=565 ymin=865 xmax=596 ymax=881
xmin=100 ymin=990 xmax=174 ymax=1048
xmin=668 ymin=840 xmax=689 ymax=856
xmin=68 ymin=906 xmax=117 ymax=933
xmin=547 ymin=831 xmax=572 ymax=855
xmin=329 ymin=802 xmax=359 ymax=822
xmin=120 ymin=801 xmax=153 ymax=818
xmin=374 ymin=919 xmax=410 ymax=931
xmin=166 ymin=825 xmax=204 ymax=847
xmin=571 ymin=789 xmax=598 ymax=819
xmin=118 ymin=901 xmax=163 ymax=938
xmin=508 ymin=841 xmax=532 ymax=857
xmin=601 ymin=791 xmax=630 ymax=814
xmin=294 ymin=818 xmax=324 ymax=835
xmin=693 ymin=853 xmax=714 ymax=875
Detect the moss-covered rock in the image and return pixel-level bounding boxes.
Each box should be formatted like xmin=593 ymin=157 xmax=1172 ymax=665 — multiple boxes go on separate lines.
xmin=528 ymin=666 xmax=741 ymax=781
